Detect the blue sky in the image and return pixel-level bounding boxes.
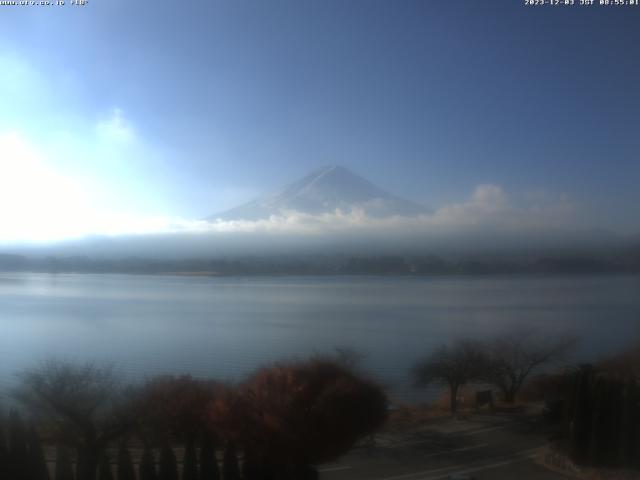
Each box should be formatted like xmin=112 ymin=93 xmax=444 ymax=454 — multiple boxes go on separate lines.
xmin=0 ymin=1 xmax=638 ymax=242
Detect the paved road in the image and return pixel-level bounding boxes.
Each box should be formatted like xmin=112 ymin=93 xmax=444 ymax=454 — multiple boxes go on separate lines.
xmin=319 ymin=414 xmax=568 ymax=480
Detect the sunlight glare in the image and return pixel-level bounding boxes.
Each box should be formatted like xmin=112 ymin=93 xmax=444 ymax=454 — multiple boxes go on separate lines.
xmin=0 ymin=131 xmax=94 ymax=243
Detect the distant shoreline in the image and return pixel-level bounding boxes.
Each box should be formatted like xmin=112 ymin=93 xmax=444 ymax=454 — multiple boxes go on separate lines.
xmin=1 ymin=251 xmax=639 ymax=277
xmin=2 ymin=270 xmax=640 ymax=280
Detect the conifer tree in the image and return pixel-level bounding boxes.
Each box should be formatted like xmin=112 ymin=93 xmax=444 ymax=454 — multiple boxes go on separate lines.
xmin=0 ymin=420 xmax=9 ymax=480
xmin=116 ymin=444 xmax=135 ymax=480
xmin=182 ymin=437 xmax=198 ymax=480
xmin=241 ymin=450 xmax=262 ymax=480
xmin=198 ymin=435 xmax=220 ymax=480
xmin=222 ymin=444 xmax=240 ymax=480
xmin=158 ymin=441 xmax=178 ymax=480
xmin=27 ymin=426 xmax=50 ymax=480
xmin=139 ymin=443 xmax=157 ymax=480
xmin=97 ymin=453 xmax=113 ymax=480
xmin=54 ymin=445 xmax=74 ymax=480
xmin=8 ymin=410 xmax=30 ymax=480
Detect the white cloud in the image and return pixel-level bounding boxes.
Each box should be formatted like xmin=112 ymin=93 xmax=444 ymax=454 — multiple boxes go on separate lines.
xmin=0 ymin=131 xmax=166 ymax=243
xmin=426 ymin=184 xmax=575 ymax=230
xmin=95 ymin=107 xmax=135 ymax=144
xmin=157 ymin=184 xmax=578 ymax=237
xmin=0 ymin=132 xmax=92 ymax=242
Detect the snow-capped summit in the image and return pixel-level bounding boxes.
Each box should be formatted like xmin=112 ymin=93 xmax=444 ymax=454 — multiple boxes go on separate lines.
xmin=206 ymin=165 xmax=428 ymax=221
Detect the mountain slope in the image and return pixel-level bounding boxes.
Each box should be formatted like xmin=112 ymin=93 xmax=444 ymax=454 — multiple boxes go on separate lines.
xmin=206 ymin=165 xmax=428 ymax=221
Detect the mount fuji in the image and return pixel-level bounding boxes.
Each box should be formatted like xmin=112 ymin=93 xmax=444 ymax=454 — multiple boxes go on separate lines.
xmin=205 ymin=166 xmax=429 ymax=221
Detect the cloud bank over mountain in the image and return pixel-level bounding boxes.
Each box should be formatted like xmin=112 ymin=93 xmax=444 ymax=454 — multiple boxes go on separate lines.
xmin=178 ymin=166 xmax=579 ymax=238
xmin=193 ymin=183 xmax=576 ymax=237
xmin=207 ymin=165 xmax=430 ymax=221
xmin=1 ymin=159 xmax=621 ymax=257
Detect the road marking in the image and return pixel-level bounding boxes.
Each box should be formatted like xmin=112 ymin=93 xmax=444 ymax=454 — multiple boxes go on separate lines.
xmin=421 ymin=443 xmax=489 ymax=458
xmin=318 ymin=465 xmax=352 ymax=472
xmin=389 ymin=440 xmax=488 ymax=453
xmin=423 ymin=452 xmax=541 ymax=480
xmin=319 ymin=444 xmax=489 ymax=476
xmin=375 ymin=447 xmax=543 ymax=480
xmin=387 ymin=438 xmax=450 ymax=448
xmin=453 ymin=424 xmax=511 ymax=436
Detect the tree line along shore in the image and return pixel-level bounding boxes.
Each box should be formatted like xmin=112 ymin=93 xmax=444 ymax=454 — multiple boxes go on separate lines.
xmin=1 ymin=252 xmax=640 ymax=276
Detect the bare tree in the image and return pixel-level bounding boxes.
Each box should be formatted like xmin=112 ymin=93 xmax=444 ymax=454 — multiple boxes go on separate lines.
xmin=484 ymin=329 xmax=576 ymax=403
xmin=413 ymin=340 xmax=489 ymax=415
xmin=13 ymin=360 xmax=135 ymax=480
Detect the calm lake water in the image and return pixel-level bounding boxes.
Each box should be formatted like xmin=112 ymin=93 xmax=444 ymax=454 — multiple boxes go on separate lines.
xmin=1 ymin=273 xmax=639 ymax=403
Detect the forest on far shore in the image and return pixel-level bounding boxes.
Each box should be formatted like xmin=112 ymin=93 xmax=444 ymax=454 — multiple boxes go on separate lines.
xmin=1 ymin=250 xmax=640 ymax=276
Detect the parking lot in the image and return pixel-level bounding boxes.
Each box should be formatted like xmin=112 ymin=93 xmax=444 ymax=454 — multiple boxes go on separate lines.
xmin=319 ymin=413 xmax=568 ymax=480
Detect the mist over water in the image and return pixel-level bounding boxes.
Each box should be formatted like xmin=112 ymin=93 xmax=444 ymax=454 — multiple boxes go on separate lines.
xmin=2 ymin=272 xmax=639 ymax=403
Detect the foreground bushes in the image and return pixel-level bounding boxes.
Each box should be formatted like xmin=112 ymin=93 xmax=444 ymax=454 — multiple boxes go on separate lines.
xmin=1 ymin=356 xmax=388 ymax=480
xmin=210 ymin=358 xmax=388 ymax=474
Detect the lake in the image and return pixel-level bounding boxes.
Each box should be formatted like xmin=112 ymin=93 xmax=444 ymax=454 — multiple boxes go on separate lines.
xmin=1 ymin=273 xmax=639 ymax=403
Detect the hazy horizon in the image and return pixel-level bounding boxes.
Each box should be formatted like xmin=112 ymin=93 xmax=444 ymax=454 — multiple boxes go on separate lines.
xmin=1 ymin=163 xmax=639 ymax=258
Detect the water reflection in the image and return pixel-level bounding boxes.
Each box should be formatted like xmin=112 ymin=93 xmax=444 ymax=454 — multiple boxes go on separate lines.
xmin=1 ymin=273 xmax=639 ymax=402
